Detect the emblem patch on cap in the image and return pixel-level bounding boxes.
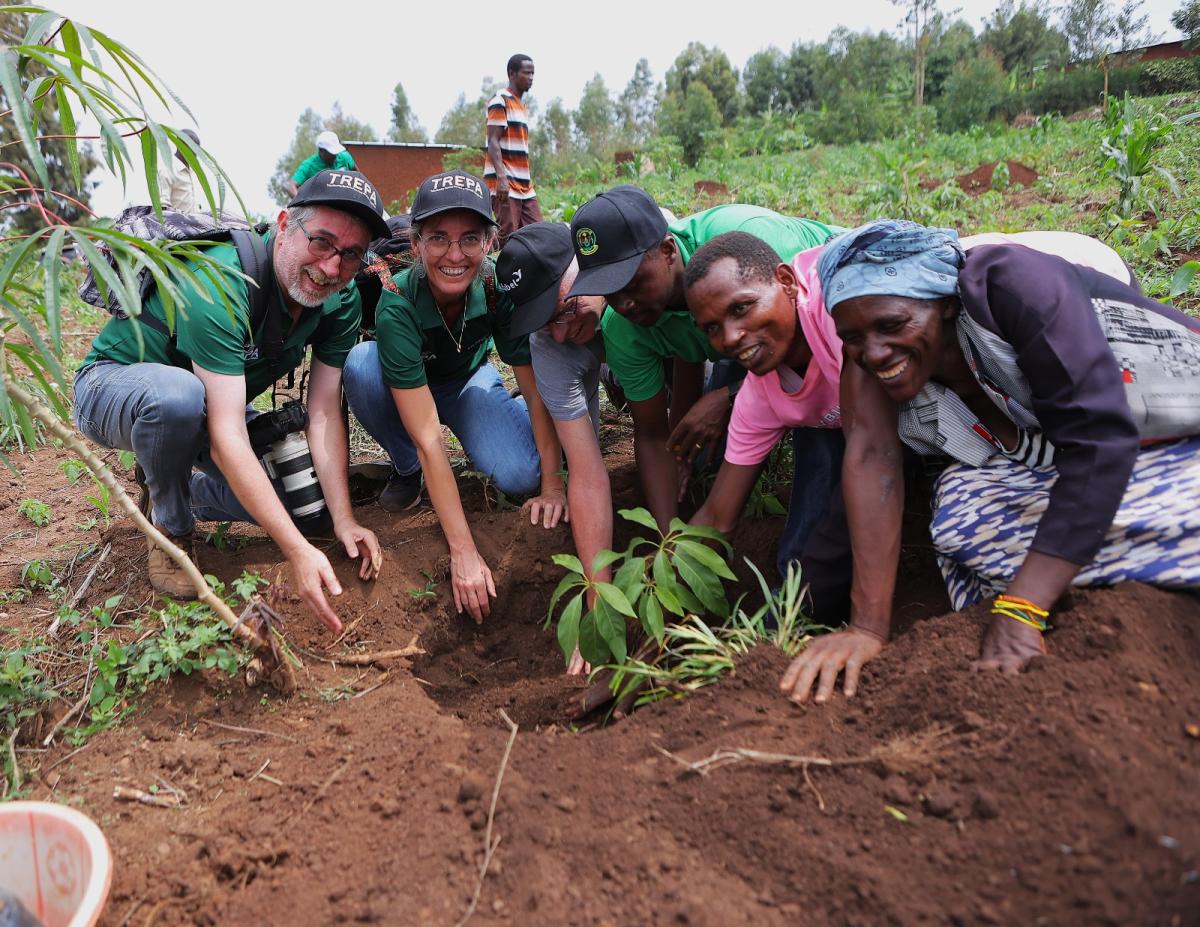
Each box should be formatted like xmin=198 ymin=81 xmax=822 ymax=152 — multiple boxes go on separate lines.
xmin=576 ymin=227 xmax=598 ymax=256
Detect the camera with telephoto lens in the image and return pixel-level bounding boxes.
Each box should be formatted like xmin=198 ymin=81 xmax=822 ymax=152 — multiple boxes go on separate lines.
xmin=246 ymin=400 xmax=329 ymax=534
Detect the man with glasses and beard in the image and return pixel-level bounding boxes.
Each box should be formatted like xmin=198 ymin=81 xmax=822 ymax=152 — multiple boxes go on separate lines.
xmin=73 ymin=170 xmax=385 ymax=633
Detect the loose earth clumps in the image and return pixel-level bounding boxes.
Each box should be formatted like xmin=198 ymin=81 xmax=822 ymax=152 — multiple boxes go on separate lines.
xmin=4 ymin=445 xmax=1199 ymax=925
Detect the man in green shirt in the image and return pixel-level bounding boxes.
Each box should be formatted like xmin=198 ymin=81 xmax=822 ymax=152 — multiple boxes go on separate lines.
xmin=285 ymin=131 xmax=358 ymax=197
xmin=74 ymin=170 xmax=389 ymax=633
xmin=566 ymin=186 xmax=837 ymax=527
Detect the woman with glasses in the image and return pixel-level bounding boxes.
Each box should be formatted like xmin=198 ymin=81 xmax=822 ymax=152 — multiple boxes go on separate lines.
xmin=342 ymin=170 xmax=565 ymax=624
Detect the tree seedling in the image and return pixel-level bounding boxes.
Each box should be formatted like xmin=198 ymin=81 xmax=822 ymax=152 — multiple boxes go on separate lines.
xmin=18 ymin=498 xmax=51 ymax=527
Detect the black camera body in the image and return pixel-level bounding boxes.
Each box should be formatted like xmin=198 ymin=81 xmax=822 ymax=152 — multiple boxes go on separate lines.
xmin=246 ymin=400 xmax=329 ymax=534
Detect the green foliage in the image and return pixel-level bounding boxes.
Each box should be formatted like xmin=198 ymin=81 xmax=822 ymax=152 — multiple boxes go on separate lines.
xmin=1100 ymin=95 xmax=1194 ymax=218
xmin=0 ymin=575 xmax=261 ymax=748
xmin=17 ymin=496 xmax=51 ymax=526
xmin=408 ymin=570 xmax=438 ymax=600
xmin=665 ymin=42 xmax=740 ymax=125
xmin=204 ymin=520 xmax=247 ymax=551
xmin=1175 ymin=0 xmax=1200 ymax=47
xmin=547 ymin=508 xmax=738 ymax=668
xmin=20 ymin=557 xmax=58 ymax=594
xmin=938 ymin=50 xmax=1009 ymax=132
xmin=387 ymin=81 xmax=428 ymax=143
xmin=574 ymin=73 xmax=617 ymax=157
xmin=435 ymin=78 xmax=501 ymax=146
xmin=607 ymin=560 xmax=821 ymax=709
xmin=660 ymin=82 xmax=723 ymax=166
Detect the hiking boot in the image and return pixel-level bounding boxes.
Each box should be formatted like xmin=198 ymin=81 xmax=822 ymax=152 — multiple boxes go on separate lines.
xmin=378 ymin=470 xmax=422 ymax=512
xmin=148 ymin=532 xmax=198 ymax=600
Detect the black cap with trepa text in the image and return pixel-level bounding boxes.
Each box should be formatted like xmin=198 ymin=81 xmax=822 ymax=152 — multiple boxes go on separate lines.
xmin=289 ymin=169 xmax=390 ymax=239
xmin=567 ymin=185 xmax=668 ymax=298
xmin=410 ymin=170 xmax=497 ymax=226
xmin=497 ymin=222 xmax=574 ymax=336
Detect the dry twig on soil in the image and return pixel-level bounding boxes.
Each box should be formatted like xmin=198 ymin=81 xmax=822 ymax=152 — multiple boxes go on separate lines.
xmin=112 ymin=785 xmax=183 ymax=808
xmin=198 ymin=718 xmax=297 ymax=742
xmin=455 ymin=709 xmax=519 ymax=927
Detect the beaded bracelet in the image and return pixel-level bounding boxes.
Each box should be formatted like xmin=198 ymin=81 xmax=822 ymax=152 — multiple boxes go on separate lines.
xmin=992 ymin=593 xmax=1050 ymax=632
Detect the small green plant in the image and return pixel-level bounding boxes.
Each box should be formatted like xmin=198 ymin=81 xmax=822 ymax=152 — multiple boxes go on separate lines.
xmin=117 ymin=450 xmax=137 ymax=471
xmin=408 ymin=570 xmax=438 ymax=599
xmin=1100 ymin=95 xmax=1197 ymax=219
xmin=21 ymin=559 xmax=59 ymax=595
xmin=85 ymin=480 xmax=112 ymax=526
xmin=18 ymin=498 xmax=52 ymax=527
xmin=991 ymin=161 xmax=1011 ymax=192
xmin=547 ymin=508 xmax=738 ymax=667
xmin=607 ymin=559 xmax=821 ymax=708
xmin=58 ymin=459 xmax=88 ymax=485
xmin=206 ymin=521 xmax=233 ymax=550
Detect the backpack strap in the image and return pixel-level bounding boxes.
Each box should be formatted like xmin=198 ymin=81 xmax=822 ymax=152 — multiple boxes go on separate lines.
xmin=230 ymin=228 xmax=283 ymax=361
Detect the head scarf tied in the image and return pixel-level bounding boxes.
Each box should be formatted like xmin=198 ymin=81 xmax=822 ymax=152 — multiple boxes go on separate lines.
xmin=817 ymin=219 xmax=964 ymax=313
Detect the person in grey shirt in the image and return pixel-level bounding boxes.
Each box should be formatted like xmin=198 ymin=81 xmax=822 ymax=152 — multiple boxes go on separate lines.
xmin=497 ymin=223 xmax=608 ymax=673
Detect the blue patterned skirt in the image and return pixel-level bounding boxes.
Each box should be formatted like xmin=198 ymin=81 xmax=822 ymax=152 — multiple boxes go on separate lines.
xmin=930 ymin=435 xmax=1200 ymax=609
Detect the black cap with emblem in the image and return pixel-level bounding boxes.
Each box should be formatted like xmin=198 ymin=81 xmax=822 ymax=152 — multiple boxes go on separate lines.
xmin=566 ymin=185 xmax=668 ymax=298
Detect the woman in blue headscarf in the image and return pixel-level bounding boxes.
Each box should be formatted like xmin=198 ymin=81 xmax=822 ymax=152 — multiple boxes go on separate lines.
xmin=780 ymin=219 xmax=1200 ymax=705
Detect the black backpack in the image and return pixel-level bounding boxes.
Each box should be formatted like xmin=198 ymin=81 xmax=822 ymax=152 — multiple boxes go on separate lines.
xmin=78 ymin=205 xmax=334 ymax=366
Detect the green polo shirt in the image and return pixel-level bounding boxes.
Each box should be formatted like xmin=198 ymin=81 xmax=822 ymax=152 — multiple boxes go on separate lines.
xmin=374 ymin=260 xmax=531 ymax=390
xmin=82 ymin=235 xmax=361 ymax=401
xmin=291 ymin=150 xmax=357 ymax=185
xmin=600 ymin=206 xmax=840 ymax=403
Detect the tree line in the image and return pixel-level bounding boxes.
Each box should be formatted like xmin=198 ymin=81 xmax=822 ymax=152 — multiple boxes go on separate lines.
xmin=265 ymin=0 xmax=1199 ymax=200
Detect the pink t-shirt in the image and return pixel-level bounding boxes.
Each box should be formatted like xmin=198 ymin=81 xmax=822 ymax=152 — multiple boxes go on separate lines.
xmin=725 ymin=247 xmax=843 ymax=467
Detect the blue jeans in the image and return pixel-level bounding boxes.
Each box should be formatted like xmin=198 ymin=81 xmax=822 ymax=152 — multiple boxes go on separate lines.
xmin=341 ymin=342 xmax=541 ymax=496
xmin=779 ymin=426 xmax=851 ymax=623
xmin=73 ymin=360 xmax=287 ymax=536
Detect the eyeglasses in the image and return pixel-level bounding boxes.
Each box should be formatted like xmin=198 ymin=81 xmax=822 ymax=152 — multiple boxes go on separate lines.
xmin=550 ymin=297 xmax=580 ymax=326
xmin=294 ymin=217 xmax=366 ymax=266
xmin=415 ymin=232 xmax=487 ymax=259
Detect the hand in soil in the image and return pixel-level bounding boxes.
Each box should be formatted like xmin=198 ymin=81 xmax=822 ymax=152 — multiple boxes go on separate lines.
xmin=290 ymin=541 xmax=345 ymax=634
xmin=973 ymin=615 xmax=1046 ymax=674
xmin=780 ymin=628 xmax=884 ymax=705
xmin=335 ymin=518 xmax=383 ymax=580
xmin=667 ymin=388 xmax=732 ymax=467
xmin=452 ymin=548 xmax=497 ymax=624
xmin=523 ymin=490 xmax=569 ymax=529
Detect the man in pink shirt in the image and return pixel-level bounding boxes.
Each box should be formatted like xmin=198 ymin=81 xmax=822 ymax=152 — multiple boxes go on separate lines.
xmin=686 ymin=232 xmax=852 ymax=621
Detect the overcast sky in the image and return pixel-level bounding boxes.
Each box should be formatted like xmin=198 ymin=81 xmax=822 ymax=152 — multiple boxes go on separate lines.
xmin=44 ymin=0 xmax=1184 ymax=217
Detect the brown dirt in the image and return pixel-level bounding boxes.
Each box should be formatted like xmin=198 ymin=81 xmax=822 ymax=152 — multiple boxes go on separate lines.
xmin=4 ymin=434 xmax=1200 ymax=925
xmin=956 ymin=160 xmax=1039 ymax=195
xmin=693 ymin=180 xmax=730 ymax=204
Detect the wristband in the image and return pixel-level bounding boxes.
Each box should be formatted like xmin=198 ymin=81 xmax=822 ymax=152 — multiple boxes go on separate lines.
xmin=992 ymin=594 xmax=1049 ymax=633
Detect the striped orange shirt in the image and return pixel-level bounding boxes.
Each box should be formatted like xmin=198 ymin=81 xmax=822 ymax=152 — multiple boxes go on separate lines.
xmin=484 ymin=90 xmax=534 ymax=198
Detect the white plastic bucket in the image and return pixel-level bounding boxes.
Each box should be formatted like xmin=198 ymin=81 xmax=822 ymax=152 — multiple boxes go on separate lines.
xmin=0 ymin=801 xmax=112 ymax=927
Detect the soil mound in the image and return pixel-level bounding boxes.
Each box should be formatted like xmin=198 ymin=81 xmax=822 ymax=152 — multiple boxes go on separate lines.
xmin=956 ymin=160 xmax=1039 ymax=194
xmin=8 ymin=446 xmax=1199 ymax=925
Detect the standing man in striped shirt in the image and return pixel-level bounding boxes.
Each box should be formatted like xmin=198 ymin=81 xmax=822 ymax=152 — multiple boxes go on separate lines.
xmin=485 ymin=54 xmax=542 ymax=245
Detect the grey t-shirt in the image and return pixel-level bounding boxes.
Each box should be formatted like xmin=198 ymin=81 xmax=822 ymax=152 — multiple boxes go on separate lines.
xmin=530 ymin=330 xmax=605 ymax=432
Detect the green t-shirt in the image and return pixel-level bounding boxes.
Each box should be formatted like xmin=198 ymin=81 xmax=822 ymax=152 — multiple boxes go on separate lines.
xmin=601 ymin=307 xmax=720 ymax=404
xmin=291 ymin=151 xmax=357 ymax=185
xmin=82 ymin=235 xmax=362 ymax=401
xmin=600 ymin=205 xmax=840 ymax=403
xmin=374 ymin=260 xmax=531 ymax=390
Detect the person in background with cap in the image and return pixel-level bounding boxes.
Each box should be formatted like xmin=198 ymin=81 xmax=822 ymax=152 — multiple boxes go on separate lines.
xmin=286 ymin=130 xmax=358 ymax=198
xmin=158 ymin=128 xmax=201 ymax=212
xmin=73 ymin=170 xmax=387 ymax=632
xmin=342 ymin=170 xmax=564 ymax=625
xmin=566 ymin=185 xmax=839 ymax=529
xmin=496 ymin=222 xmax=610 ymax=673
xmin=485 ymin=54 xmax=541 ymax=246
